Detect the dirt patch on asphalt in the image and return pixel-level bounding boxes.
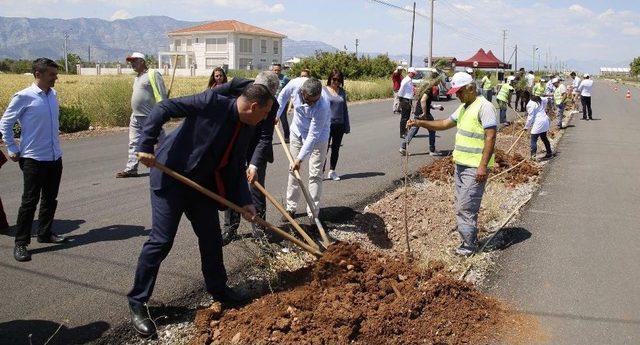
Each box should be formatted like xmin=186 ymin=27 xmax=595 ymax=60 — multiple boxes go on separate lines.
xmin=189 ymin=242 xmax=539 ymax=345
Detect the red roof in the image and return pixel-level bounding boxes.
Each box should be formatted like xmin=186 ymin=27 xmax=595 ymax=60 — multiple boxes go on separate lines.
xmin=169 ymin=20 xmax=286 ymax=38
xmin=456 ymin=49 xmax=511 ymax=69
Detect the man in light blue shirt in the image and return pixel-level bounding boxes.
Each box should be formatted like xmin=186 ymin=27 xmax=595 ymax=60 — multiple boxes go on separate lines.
xmin=276 ymin=77 xmax=331 ymax=219
xmin=0 ymin=58 xmax=67 ymax=262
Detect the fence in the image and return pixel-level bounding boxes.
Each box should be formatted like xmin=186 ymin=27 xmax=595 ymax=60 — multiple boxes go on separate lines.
xmin=77 ymin=64 xmax=215 ymax=77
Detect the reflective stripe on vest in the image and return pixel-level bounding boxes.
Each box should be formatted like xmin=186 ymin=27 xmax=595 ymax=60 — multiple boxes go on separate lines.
xmin=147 ymin=69 xmax=164 ymax=102
xmin=452 ymin=96 xmax=495 ymax=168
xmin=496 ymin=83 xmax=513 ymax=102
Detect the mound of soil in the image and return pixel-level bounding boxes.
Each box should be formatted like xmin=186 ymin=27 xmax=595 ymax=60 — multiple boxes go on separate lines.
xmin=189 ymin=243 xmax=527 ymax=345
xmin=419 ymin=156 xmax=455 ymax=182
xmin=493 ymin=149 xmax=540 ymax=186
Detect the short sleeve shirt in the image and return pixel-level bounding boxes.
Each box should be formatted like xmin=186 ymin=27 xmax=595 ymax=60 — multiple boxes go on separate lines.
xmin=449 ymin=98 xmax=497 ymax=129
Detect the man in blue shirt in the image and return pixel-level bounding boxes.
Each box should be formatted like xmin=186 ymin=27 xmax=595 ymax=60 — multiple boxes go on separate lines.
xmin=276 ymin=77 xmax=331 ymax=221
xmin=0 ymin=58 xmax=68 ymax=262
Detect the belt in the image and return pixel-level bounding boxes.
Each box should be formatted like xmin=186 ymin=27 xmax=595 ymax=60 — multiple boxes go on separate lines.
xmin=399 ymin=97 xmax=413 ymax=101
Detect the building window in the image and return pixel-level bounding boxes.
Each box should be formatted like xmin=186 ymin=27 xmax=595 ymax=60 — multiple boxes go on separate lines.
xmin=273 ymin=40 xmax=279 ymax=55
xmin=206 ymin=58 xmax=226 ymax=69
xmin=186 ymin=39 xmax=193 ymax=52
xmin=239 ymin=38 xmax=253 ymax=53
xmin=239 ymin=58 xmax=253 ymax=69
xmin=261 ymin=40 xmax=267 ymax=54
xmin=206 ymin=38 xmax=227 ymax=52
xmin=174 ymin=39 xmax=181 ymax=51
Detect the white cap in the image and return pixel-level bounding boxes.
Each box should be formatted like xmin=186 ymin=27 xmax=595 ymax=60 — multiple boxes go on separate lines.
xmin=465 ymin=67 xmax=474 ymax=73
xmin=551 ymin=77 xmax=559 ymax=84
xmin=407 ymin=67 xmax=416 ymax=73
xmin=396 ymin=65 xmax=404 ymax=70
xmin=541 ymin=78 xmax=546 ymax=82
xmin=126 ymin=52 xmax=145 ymax=61
xmin=507 ymin=76 xmax=516 ymax=82
xmin=447 ymin=72 xmax=473 ymax=95
xmin=583 ymin=73 xmax=590 ymax=78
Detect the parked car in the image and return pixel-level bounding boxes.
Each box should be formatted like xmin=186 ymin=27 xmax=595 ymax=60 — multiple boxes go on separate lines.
xmin=411 ymin=67 xmax=452 ymax=100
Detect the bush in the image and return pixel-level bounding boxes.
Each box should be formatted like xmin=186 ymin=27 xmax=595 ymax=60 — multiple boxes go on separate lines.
xmin=59 ymin=105 xmax=90 ymax=133
xmin=288 ymin=51 xmax=396 ymax=80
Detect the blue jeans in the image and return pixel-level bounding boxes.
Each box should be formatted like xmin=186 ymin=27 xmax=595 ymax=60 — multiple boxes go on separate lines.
xmin=401 ymin=113 xmax=436 ymax=152
xmin=556 ymin=103 xmax=565 ymax=127
xmin=497 ymin=100 xmax=508 ymax=123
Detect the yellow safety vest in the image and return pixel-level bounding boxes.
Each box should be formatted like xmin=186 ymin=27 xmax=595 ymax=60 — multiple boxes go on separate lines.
xmin=482 ymin=76 xmax=492 ymax=90
xmin=533 ymin=83 xmax=545 ymax=97
xmin=147 ymin=69 xmax=164 ymax=102
xmin=496 ymin=83 xmax=513 ymax=102
xmin=452 ymin=96 xmax=495 ymax=168
xmin=554 ymin=86 xmax=565 ymax=105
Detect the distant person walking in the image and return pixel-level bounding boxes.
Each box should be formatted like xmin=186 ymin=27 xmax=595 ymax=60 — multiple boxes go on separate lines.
xmin=392 ymin=66 xmax=403 ymax=114
xmin=207 ymin=67 xmax=228 ymax=88
xmin=399 ymin=79 xmax=444 ymax=156
xmin=481 ymin=73 xmax=494 ymax=102
xmin=552 ymin=78 xmax=568 ymax=129
xmin=325 ymin=69 xmax=350 ymax=181
xmin=116 ymin=52 xmax=167 ymax=178
xmin=0 ymin=58 xmax=68 ymax=262
xmin=525 ymin=95 xmax=553 ymax=160
xmin=398 ymin=67 xmax=417 ymax=138
xmin=496 ymin=78 xmax=515 ymax=124
xmin=272 ymin=63 xmax=291 ymax=143
xmin=578 ymin=74 xmax=594 ymax=120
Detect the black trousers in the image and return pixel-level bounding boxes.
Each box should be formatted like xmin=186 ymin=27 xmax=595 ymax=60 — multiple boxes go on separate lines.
xmin=223 ymin=161 xmax=267 ymax=233
xmin=128 ymin=185 xmax=226 ymax=307
xmin=581 ymin=96 xmax=593 ymax=119
xmin=15 ymin=158 xmax=62 ymax=246
xmin=329 ymin=123 xmax=346 ymax=170
xmin=520 ymin=90 xmax=530 ymax=112
xmin=530 ymin=132 xmax=552 ymax=156
xmin=399 ymin=98 xmax=412 ymax=137
xmin=0 ymin=196 xmax=8 ymax=230
xmin=281 ymin=101 xmax=291 ymax=141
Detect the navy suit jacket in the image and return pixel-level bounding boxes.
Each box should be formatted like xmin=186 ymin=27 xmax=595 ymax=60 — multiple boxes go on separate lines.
xmin=137 ymin=90 xmax=254 ymax=208
xmin=211 ymin=78 xmax=278 ymax=167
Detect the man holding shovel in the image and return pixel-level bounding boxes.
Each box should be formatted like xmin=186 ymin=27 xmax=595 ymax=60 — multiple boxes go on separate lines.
xmin=126 ymin=83 xmax=273 ymax=337
xmin=407 ymin=72 xmax=497 ymax=256
xmin=276 ymin=77 xmax=331 ymax=223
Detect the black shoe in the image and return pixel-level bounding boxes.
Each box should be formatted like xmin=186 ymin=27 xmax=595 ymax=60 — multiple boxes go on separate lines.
xmin=129 ymin=303 xmax=156 ymax=338
xmin=210 ymin=286 xmax=246 ymax=306
xmin=14 ymin=245 xmax=31 ymax=262
xmin=37 ymin=234 xmax=67 ymax=244
xmin=280 ymin=210 xmax=295 ymax=223
xmin=221 ymin=228 xmax=238 ymax=246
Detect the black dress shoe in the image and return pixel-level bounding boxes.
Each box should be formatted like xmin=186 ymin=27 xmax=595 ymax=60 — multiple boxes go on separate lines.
xmin=221 ymin=229 xmax=238 ymax=246
xmin=37 ymin=234 xmax=67 ymax=244
xmin=129 ymin=303 xmax=156 ymax=337
xmin=210 ymin=286 xmax=246 ymax=306
xmin=14 ymin=245 xmax=31 ymax=262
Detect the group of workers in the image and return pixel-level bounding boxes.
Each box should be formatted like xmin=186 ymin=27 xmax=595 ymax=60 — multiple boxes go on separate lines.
xmin=0 ymin=54 xmax=351 ymax=337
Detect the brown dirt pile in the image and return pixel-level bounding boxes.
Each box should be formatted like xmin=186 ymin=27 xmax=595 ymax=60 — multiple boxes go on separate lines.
xmin=419 ymin=156 xmax=455 ymax=183
xmin=189 ymin=242 xmax=530 ymax=345
xmin=493 ymin=149 xmax=540 ymax=186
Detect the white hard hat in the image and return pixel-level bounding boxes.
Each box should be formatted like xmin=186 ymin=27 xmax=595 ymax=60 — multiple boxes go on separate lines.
xmin=551 ymin=78 xmax=559 ymax=84
xmin=583 ymin=73 xmax=590 ymax=78
xmin=408 ymin=67 xmax=417 ymax=73
xmin=396 ymin=66 xmax=404 ymax=70
xmin=126 ymin=52 xmax=145 ymax=61
xmin=447 ymin=72 xmax=473 ymax=95
xmin=465 ymin=67 xmax=474 ymax=73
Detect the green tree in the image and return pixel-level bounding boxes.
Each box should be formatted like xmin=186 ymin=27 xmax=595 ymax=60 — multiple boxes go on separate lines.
xmin=630 ymin=57 xmax=640 ymax=76
xmin=145 ymin=54 xmax=158 ymax=68
xmin=56 ymin=53 xmax=82 ymax=74
xmin=287 ymin=51 xmax=395 ymax=80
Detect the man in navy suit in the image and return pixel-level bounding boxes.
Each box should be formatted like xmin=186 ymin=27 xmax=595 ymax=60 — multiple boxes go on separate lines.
xmin=126 ymin=82 xmax=273 ymax=337
xmin=217 ymin=72 xmax=280 ymax=243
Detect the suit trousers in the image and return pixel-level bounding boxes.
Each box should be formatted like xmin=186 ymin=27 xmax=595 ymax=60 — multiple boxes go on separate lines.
xmin=128 ymin=185 xmax=226 ymax=307
xmin=15 ymin=158 xmax=62 ymax=246
xmin=285 ymin=135 xmax=328 ymax=217
xmin=223 ymin=161 xmax=267 ymax=233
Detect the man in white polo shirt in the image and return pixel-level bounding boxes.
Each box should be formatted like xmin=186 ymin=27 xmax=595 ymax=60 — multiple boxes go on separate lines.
xmin=397 ymin=67 xmax=417 ymax=138
xmin=578 ymin=74 xmax=594 ymax=120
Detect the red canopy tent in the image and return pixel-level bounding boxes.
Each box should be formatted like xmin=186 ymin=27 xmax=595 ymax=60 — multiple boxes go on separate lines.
xmin=455 ymin=49 xmax=511 ymax=69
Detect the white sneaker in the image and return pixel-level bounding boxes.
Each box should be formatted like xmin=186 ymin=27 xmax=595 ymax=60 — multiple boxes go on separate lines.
xmin=429 ymin=150 xmax=439 ymax=156
xmin=399 ymin=148 xmax=407 ymax=156
xmin=327 ymin=170 xmax=341 ymax=181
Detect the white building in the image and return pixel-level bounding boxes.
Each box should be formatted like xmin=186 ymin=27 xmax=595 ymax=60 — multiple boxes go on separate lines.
xmin=158 ymin=19 xmax=286 ymax=75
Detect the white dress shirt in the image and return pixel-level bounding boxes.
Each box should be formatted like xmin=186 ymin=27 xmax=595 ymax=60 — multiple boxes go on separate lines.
xmin=578 ymin=79 xmax=594 ymax=97
xmin=397 ymin=76 xmax=415 ymax=99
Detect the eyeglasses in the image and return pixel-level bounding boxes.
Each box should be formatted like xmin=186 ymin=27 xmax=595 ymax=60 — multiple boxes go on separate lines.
xmin=302 ymin=92 xmax=320 ymax=106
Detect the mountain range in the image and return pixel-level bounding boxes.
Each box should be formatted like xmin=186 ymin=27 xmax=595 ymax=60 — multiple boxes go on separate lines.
xmin=0 ymin=16 xmax=340 ymax=63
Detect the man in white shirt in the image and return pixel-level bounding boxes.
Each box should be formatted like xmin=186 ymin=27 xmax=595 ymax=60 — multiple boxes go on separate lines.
xmin=0 ymin=58 xmax=68 ymax=262
xmin=525 ymin=71 xmax=535 ymax=89
xmin=397 ymin=67 xmax=417 ymax=138
xmin=577 ymin=74 xmax=594 ymax=120
xmin=276 ymin=77 xmax=331 ymax=220
xmin=570 ymin=71 xmax=582 ymax=112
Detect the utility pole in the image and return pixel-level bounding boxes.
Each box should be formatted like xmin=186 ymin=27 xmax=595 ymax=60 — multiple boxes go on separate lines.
xmin=355 ymin=38 xmax=359 ymax=56
xmin=514 ymin=44 xmax=518 ymax=71
xmin=545 ymin=49 xmax=549 ymax=72
xmin=63 ymin=30 xmax=70 ymax=73
xmin=427 ymin=0 xmax=434 ymax=68
xmin=88 ymin=44 xmax=91 ymax=63
xmin=532 ymin=45 xmax=536 ymax=72
xmin=409 ymin=2 xmax=416 ymax=67
xmin=502 ymin=29 xmax=507 ymax=63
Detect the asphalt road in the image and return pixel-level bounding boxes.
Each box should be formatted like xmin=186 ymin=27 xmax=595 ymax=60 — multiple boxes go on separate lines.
xmin=486 ymin=81 xmax=640 ymax=344
xmin=0 ymin=97 xmax=464 ymax=344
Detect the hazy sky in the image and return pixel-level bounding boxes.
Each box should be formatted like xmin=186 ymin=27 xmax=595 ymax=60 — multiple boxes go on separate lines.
xmin=2 ymin=0 xmax=639 ymax=66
